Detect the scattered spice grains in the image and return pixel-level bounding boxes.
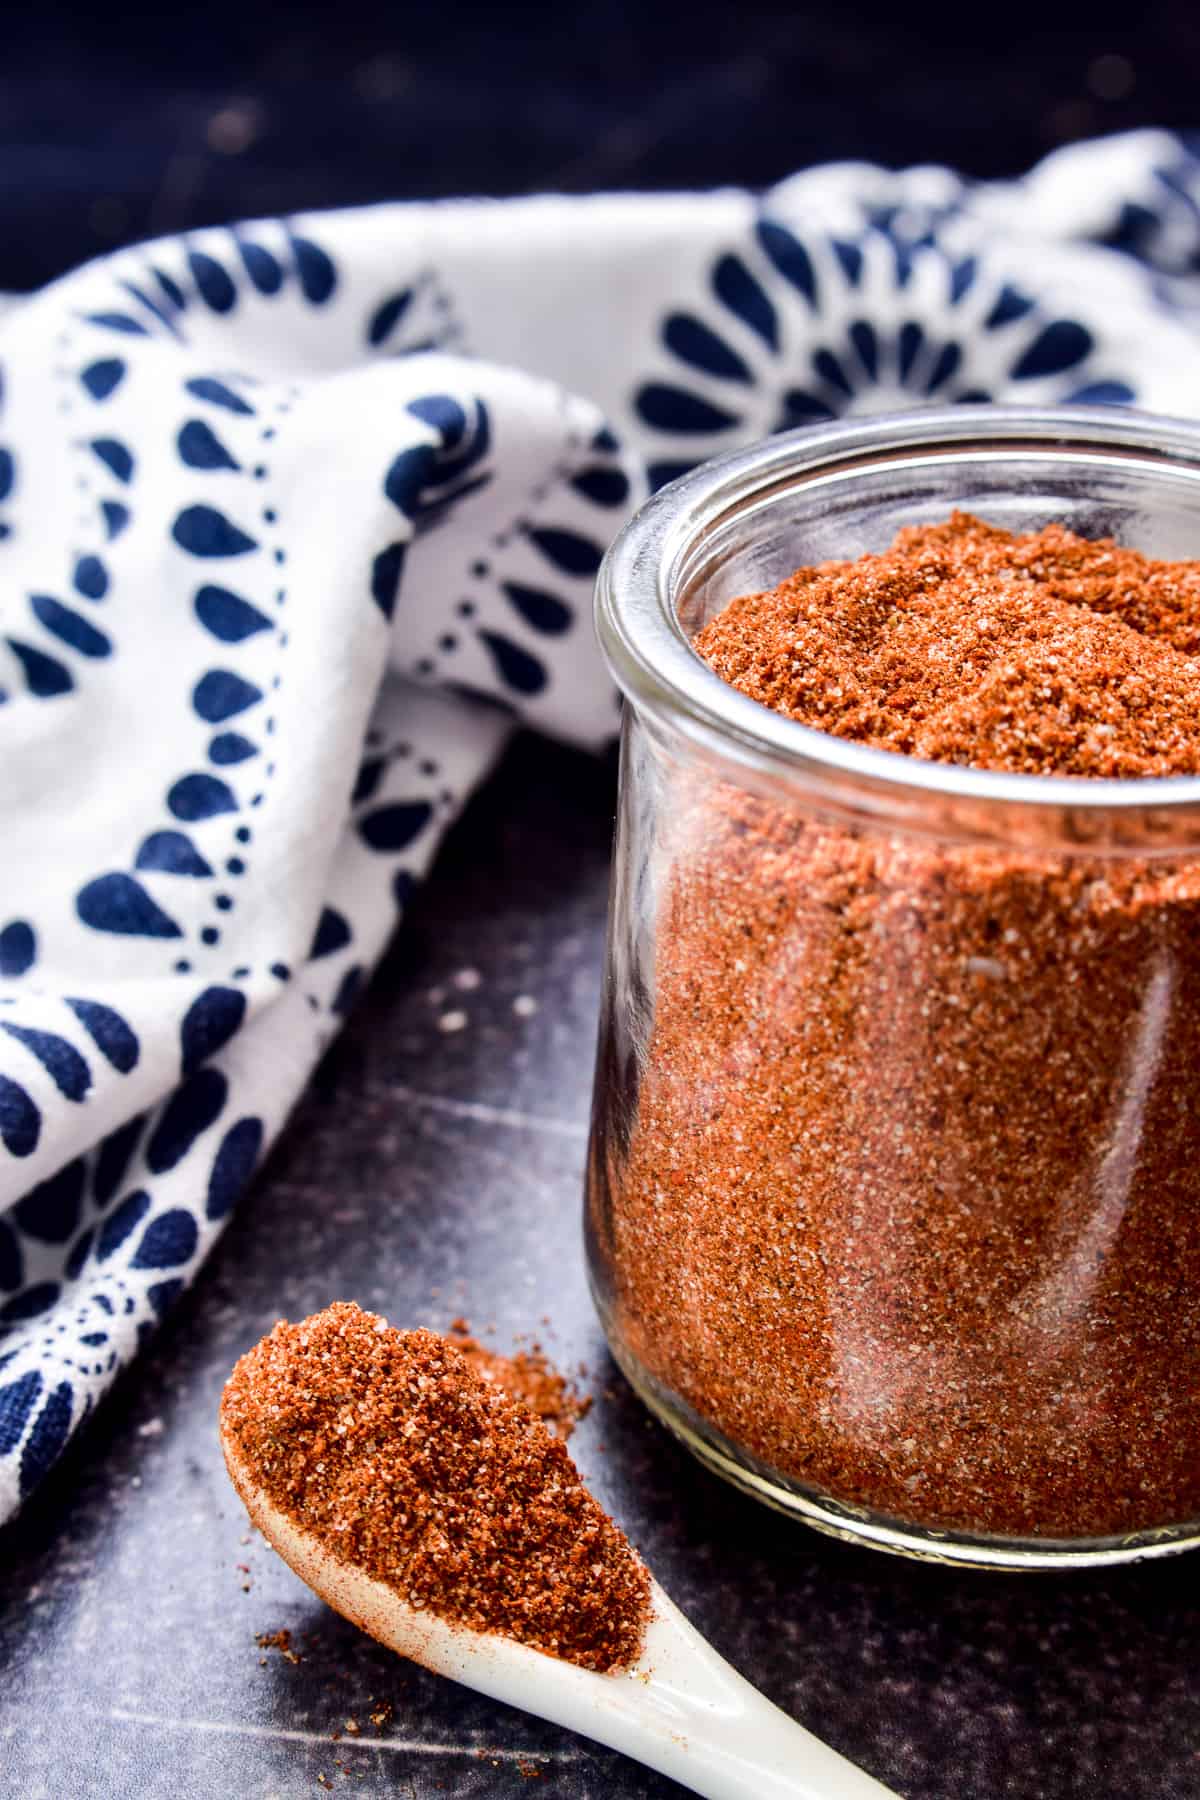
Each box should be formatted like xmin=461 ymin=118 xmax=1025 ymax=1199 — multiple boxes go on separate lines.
xmin=256 ymin=1628 xmax=302 ymax=1665
xmin=222 ymin=1303 xmax=649 ymax=1671
xmin=600 ymin=514 xmax=1200 ymax=1540
xmin=445 ymin=1319 xmax=592 ymax=1439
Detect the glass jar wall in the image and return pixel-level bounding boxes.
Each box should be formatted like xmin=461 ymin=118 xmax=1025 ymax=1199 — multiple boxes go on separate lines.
xmin=586 ymin=407 xmax=1200 ymax=1568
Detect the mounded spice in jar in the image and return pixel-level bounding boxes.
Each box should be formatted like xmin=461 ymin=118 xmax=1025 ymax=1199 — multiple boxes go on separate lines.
xmin=601 ymin=514 xmax=1200 ymax=1540
xmin=221 ymin=1302 xmax=649 ymax=1671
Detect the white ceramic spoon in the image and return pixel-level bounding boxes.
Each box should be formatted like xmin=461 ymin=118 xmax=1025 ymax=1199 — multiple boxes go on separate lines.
xmin=224 ymin=1430 xmax=900 ymax=1800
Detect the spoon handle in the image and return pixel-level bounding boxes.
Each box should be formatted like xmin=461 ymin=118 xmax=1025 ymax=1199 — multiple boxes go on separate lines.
xmin=574 ymin=1583 xmax=902 ymax=1800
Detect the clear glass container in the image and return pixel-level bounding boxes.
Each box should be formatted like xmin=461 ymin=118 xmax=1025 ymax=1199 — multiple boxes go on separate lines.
xmin=586 ymin=405 xmax=1200 ymax=1570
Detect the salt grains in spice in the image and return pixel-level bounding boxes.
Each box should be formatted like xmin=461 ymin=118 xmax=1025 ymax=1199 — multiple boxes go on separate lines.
xmin=221 ymin=1303 xmax=649 ymax=1671
xmin=599 ymin=515 xmax=1200 ymax=1541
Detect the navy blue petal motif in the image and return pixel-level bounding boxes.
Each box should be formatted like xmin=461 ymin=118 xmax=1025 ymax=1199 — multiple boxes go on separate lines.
xmin=831 ymin=239 xmax=864 ymax=285
xmin=0 ymin=448 xmax=11 ymax=502
xmin=358 ymin=802 xmax=433 ymax=853
xmin=147 ymin=1278 xmax=184 ymax=1317
xmin=135 ymin=831 xmax=213 ymax=877
xmin=84 ymin=312 xmax=148 ymax=337
xmin=383 ymin=444 xmax=435 ymax=514
xmin=18 ymin=1380 xmax=72 ymax=1498
xmin=1010 ymin=320 xmax=1094 ymax=381
xmin=569 ymin=467 xmax=630 ymax=508
xmin=1 ymin=1283 xmax=59 ymax=1327
xmin=0 ymin=922 xmax=35 ymax=978
xmin=168 ymin=773 xmax=238 ymax=821
xmin=73 ymin=555 xmax=110 ymax=600
xmin=65 ymin=1229 xmax=94 ymax=1281
xmin=352 ymin=758 xmax=383 ymax=804
xmin=188 ymin=250 xmax=237 ymax=313
xmin=145 ymin=1068 xmax=228 ymax=1173
xmin=99 ymin=503 xmax=129 ymax=542
xmin=171 ymin=506 xmax=258 ymax=558
xmin=525 ymin=526 xmax=604 ymax=578
xmin=778 ymin=390 xmax=835 ymax=425
xmin=184 ymin=377 xmax=255 ymax=415
xmin=77 ymin=873 xmax=182 ymax=939
xmin=712 ymin=253 xmax=777 ymax=348
xmin=152 ymin=268 xmax=187 ymax=310
xmin=756 ymin=220 xmax=819 ymax=307
xmin=897 ymin=321 xmax=925 ymax=383
xmin=206 ymin=1116 xmax=264 ymax=1221
xmin=6 ymin=638 xmax=73 ymax=697
xmin=849 ymin=320 xmax=878 ymax=380
xmin=407 ymin=393 xmax=467 ymax=444
xmin=90 ymin=438 xmax=135 ymax=483
xmin=181 ymin=986 xmax=246 ymax=1076
xmin=812 ymin=348 xmax=854 ymax=398
xmin=0 ymin=1220 xmax=21 ymax=1290
xmin=209 ymin=732 xmax=257 ymax=765
xmin=94 ymin=1114 xmax=146 ymax=1205
xmin=1 ymin=1024 xmax=91 ymax=1100
xmin=502 ymin=582 xmax=572 ymax=635
xmin=370 ymin=543 xmax=407 ymax=621
xmin=177 ymin=420 xmax=241 ymax=472
xmin=192 ymin=669 xmax=263 ymax=723
xmin=367 ymin=289 xmax=413 ymax=347
xmin=97 ymin=1189 xmax=150 ymax=1260
xmin=0 ymin=1075 xmax=40 ymax=1157
xmin=635 ymin=384 xmax=740 ymax=435
xmin=119 ymin=279 xmax=182 ymax=340
xmin=290 ymin=233 xmax=337 ymax=304
xmin=332 ymin=966 xmax=362 ymax=1015
xmin=310 ymin=907 xmax=351 ymax=958
xmin=234 ymin=238 xmax=283 ymax=295
xmin=663 ymin=314 xmax=753 ymax=383
xmin=194 ymin=585 xmax=271 ymax=642
xmin=64 ymin=998 xmax=139 ymax=1073
xmin=131 ymin=1209 xmax=198 ymax=1270
xmin=0 ymin=1370 xmax=41 ymax=1454
xmin=949 ymin=257 xmax=978 ymax=303
xmin=80 ymin=358 xmax=126 ymax=401
xmin=1 ymin=1022 xmax=89 ymax=1101
xmin=1065 ymin=381 xmax=1137 ymax=405
xmin=985 ymin=284 xmax=1036 ymax=329
xmin=14 ymin=1160 xmax=85 ymax=1243
xmin=477 ymin=630 xmax=548 ymax=695
xmin=30 ymin=595 xmax=111 ymax=659
xmin=925 ymin=341 xmax=962 ymax=392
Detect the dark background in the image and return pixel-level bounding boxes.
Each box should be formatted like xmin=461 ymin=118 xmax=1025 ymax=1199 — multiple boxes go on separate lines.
xmin=3 ymin=0 xmax=1198 ymax=293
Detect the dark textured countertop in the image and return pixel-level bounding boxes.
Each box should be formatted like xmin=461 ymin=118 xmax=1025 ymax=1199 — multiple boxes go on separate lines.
xmin=2 ymin=731 xmax=1199 ymax=1800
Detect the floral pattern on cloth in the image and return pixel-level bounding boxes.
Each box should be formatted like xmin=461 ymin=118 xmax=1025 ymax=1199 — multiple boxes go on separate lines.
xmin=2 ymin=128 xmax=1200 ymax=1519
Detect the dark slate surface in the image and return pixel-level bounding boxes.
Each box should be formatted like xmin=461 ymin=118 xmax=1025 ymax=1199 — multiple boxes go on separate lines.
xmin=2 ymin=732 xmax=1199 ymax=1800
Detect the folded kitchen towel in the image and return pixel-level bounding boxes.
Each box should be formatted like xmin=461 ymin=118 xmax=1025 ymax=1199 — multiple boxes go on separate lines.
xmin=2 ymin=127 xmax=1199 ymax=1521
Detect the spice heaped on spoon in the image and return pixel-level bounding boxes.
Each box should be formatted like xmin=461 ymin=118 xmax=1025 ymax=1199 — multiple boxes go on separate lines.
xmin=221 ymin=1303 xmax=898 ymax=1800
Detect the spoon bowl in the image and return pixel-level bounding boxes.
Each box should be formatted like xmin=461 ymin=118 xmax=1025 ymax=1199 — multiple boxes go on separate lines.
xmin=223 ymin=1425 xmax=899 ymax=1800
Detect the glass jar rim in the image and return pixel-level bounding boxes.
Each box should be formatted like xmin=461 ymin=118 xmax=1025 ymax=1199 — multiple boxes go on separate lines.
xmin=595 ymin=404 xmax=1200 ymax=849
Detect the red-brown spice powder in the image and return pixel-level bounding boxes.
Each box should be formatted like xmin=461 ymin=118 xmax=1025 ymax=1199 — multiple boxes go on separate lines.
xmin=599 ymin=514 xmax=1200 ymax=1540
xmin=221 ymin=1303 xmax=649 ymax=1671
xmin=445 ymin=1320 xmax=592 ymax=1439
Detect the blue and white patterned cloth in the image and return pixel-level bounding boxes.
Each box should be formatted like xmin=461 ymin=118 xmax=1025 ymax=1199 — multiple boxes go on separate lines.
xmin=2 ymin=128 xmax=1200 ymax=1519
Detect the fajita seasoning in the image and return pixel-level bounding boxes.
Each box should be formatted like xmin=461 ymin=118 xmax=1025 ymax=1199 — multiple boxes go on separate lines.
xmin=599 ymin=516 xmax=1200 ymax=1541
xmin=221 ymin=1303 xmax=649 ymax=1670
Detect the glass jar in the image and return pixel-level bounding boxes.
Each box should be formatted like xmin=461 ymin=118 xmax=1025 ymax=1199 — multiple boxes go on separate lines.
xmin=585 ymin=405 xmax=1200 ymax=1570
